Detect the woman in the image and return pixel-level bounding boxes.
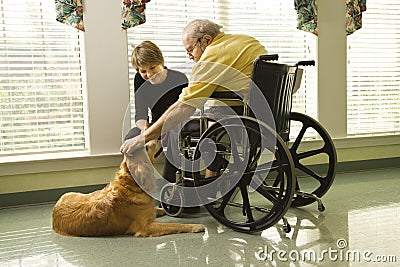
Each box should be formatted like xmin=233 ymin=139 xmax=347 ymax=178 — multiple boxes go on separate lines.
xmin=124 ymin=40 xmax=188 ymax=183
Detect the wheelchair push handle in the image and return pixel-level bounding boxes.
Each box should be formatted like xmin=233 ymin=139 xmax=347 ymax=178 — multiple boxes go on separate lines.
xmin=297 ymin=60 xmax=315 ymax=66
xmin=258 ymin=55 xmax=314 ymax=67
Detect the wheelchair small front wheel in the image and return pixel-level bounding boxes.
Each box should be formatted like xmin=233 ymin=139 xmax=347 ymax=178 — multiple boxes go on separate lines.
xmin=160 ymin=183 xmax=184 ymax=217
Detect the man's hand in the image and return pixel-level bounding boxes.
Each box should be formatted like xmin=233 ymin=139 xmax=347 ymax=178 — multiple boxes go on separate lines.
xmin=120 ymin=134 xmax=145 ymax=155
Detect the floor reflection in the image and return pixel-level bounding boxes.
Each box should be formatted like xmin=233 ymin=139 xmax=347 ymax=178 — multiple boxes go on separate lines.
xmin=348 ymin=203 xmax=400 ymax=261
xmin=1 ymin=168 xmax=399 ymax=266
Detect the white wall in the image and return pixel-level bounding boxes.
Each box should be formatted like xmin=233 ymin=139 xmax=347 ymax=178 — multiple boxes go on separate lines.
xmin=84 ymin=0 xmax=130 ymax=154
xmin=318 ymin=0 xmax=347 ymax=138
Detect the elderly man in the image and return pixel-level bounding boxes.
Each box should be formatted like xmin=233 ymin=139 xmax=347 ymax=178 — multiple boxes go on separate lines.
xmin=121 ymin=19 xmax=267 ymax=157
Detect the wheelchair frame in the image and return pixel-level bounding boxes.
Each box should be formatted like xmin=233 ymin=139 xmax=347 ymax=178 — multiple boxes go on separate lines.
xmin=160 ymin=55 xmax=337 ymax=233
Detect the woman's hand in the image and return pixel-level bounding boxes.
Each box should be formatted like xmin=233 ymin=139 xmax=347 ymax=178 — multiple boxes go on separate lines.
xmin=120 ymin=133 xmax=145 ymax=155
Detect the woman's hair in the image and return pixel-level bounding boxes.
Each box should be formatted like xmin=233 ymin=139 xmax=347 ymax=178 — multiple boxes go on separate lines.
xmin=183 ymin=19 xmax=223 ymax=39
xmin=131 ymin=40 xmax=164 ymax=70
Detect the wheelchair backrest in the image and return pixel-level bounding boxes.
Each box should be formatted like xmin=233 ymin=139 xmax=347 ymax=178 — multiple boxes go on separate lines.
xmin=248 ymin=55 xmax=298 ymax=141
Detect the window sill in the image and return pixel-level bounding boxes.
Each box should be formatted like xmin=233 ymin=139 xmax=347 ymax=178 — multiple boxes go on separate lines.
xmin=0 ymin=151 xmax=123 ymax=176
xmin=1 ymin=135 xmax=399 ymax=177
xmin=333 ymin=134 xmax=400 ymax=149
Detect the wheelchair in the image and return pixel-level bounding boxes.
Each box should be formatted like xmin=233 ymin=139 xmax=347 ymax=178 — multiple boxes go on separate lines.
xmin=160 ymin=54 xmax=337 ymax=233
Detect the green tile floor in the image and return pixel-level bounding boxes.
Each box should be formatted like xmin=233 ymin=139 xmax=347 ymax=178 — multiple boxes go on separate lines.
xmin=0 ymin=168 xmax=399 ymax=267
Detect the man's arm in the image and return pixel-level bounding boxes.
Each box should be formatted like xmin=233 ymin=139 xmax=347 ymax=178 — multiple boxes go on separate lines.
xmin=144 ymin=100 xmax=196 ymax=143
xmin=120 ymin=100 xmax=196 ymax=155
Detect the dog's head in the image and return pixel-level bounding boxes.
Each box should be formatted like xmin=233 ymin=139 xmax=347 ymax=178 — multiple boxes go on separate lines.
xmin=145 ymin=138 xmax=163 ymax=164
xmin=121 ymin=139 xmax=162 ymax=192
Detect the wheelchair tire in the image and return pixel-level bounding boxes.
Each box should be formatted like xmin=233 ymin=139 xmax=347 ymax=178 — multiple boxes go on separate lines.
xmin=192 ymin=116 xmax=296 ymax=233
xmin=288 ymin=112 xmax=337 ymax=208
xmin=160 ymin=183 xmax=184 ymax=217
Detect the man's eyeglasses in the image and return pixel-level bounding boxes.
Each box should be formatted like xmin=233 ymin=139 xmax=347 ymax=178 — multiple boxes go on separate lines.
xmin=186 ymin=38 xmax=202 ymax=55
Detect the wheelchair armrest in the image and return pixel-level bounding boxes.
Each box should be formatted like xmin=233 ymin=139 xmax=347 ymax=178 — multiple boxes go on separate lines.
xmin=210 ymin=91 xmax=243 ymax=100
xmin=259 ymin=54 xmax=279 ymax=61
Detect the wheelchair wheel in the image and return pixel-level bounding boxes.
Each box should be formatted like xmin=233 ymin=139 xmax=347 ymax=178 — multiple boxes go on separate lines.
xmin=160 ymin=183 xmax=184 ymax=217
xmin=192 ymin=116 xmax=296 ymax=233
xmin=288 ymin=112 xmax=337 ymax=208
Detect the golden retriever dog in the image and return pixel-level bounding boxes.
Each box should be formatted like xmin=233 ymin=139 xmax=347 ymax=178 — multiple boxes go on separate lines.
xmin=52 ymin=139 xmax=205 ymax=237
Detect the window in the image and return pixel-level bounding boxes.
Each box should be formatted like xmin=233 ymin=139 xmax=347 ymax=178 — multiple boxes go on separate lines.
xmin=347 ymin=0 xmax=400 ymax=136
xmin=126 ymin=0 xmax=317 ymax=125
xmin=0 ymin=0 xmax=86 ymax=155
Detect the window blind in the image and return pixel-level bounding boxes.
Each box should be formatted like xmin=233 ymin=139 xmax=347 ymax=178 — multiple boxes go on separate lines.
xmin=0 ymin=0 xmax=86 ymax=155
xmin=126 ymin=0 xmax=317 ymax=127
xmin=347 ymin=0 xmax=400 ymax=136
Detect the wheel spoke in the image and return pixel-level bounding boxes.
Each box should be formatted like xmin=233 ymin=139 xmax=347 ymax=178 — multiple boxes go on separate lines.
xmin=244 ymin=150 xmax=275 ymax=176
xmin=240 ymin=185 xmax=255 ymax=223
xmin=296 ymin=163 xmax=328 ymax=185
xmin=256 ymin=182 xmax=278 ymax=203
xmin=215 ymin=187 xmax=238 ymax=214
xmin=231 ymin=139 xmax=243 ymax=165
xmin=249 ymin=162 xmax=274 ymax=174
xmin=291 ymin=123 xmax=307 ymax=152
xmin=249 ymin=146 xmax=262 ymax=170
xmin=296 ymin=148 xmax=324 ymax=160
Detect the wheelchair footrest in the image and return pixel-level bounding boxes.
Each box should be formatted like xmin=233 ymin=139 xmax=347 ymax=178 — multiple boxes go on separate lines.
xmin=295 ymin=190 xmax=325 ymax=212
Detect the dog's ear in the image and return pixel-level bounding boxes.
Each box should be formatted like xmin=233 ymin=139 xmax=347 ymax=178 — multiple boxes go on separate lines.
xmin=145 ymin=139 xmax=162 ymax=163
xmin=125 ymin=151 xmax=156 ymax=192
xmin=119 ymin=156 xmax=130 ymax=173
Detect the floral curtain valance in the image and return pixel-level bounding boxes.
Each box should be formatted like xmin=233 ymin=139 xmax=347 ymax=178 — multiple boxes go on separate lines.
xmin=55 ymin=0 xmax=85 ymax=31
xmin=55 ymin=0 xmax=151 ymax=31
xmin=295 ymin=0 xmax=367 ymax=36
xmin=121 ymin=0 xmax=151 ymax=30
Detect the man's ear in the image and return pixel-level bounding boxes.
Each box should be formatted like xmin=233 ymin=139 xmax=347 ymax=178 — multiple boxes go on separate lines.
xmin=203 ymin=34 xmax=213 ymax=45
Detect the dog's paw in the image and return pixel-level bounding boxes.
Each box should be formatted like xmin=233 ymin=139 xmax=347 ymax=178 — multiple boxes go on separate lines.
xmin=155 ymin=207 xmax=166 ymax=217
xmin=191 ymin=224 xmax=206 ymax=233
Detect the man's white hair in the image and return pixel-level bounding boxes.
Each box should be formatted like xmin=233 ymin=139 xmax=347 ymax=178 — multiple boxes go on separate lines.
xmin=183 ymin=19 xmax=223 ymax=39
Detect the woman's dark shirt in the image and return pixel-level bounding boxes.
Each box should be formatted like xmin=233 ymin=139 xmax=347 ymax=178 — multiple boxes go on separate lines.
xmin=134 ymin=68 xmax=188 ymax=123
